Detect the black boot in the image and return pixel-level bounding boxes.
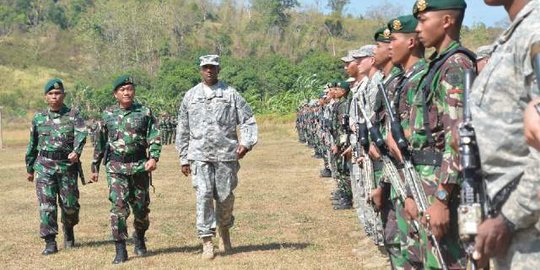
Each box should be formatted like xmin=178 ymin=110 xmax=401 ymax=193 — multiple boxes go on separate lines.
xmin=112 ymin=240 xmax=128 ymax=264
xmin=133 ymin=230 xmax=147 ymax=256
xmin=333 ymin=197 xmax=352 ymax=210
xmin=63 ymin=225 xmax=75 ymax=248
xmin=320 ymin=168 xmax=332 ymax=178
xmin=42 ymin=235 xmax=58 ymax=255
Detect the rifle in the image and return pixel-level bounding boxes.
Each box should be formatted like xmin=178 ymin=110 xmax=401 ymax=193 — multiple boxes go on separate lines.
xmin=340 ymin=113 xmax=351 ymax=172
xmin=351 ymin=97 xmax=374 ymax=203
xmin=378 ymin=83 xmax=448 ymax=270
xmin=458 ymin=70 xmax=490 ymax=270
xmin=77 ymin=159 xmax=86 ymax=185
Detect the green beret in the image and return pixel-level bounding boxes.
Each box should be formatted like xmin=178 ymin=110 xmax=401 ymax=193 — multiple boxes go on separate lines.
xmin=388 ymin=15 xmax=418 ymax=34
xmin=412 ymin=0 xmax=467 ymax=18
xmin=374 ymin=26 xmax=391 ymax=43
xmin=337 ymin=81 xmax=350 ymax=92
xmin=330 ymin=79 xmax=340 ymax=87
xmin=112 ymin=75 xmax=134 ymax=91
xmin=44 ymin=78 xmax=64 ymax=94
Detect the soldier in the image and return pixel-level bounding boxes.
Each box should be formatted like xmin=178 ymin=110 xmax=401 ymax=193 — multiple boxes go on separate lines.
xmin=470 ymin=0 xmax=540 ymax=268
xmin=475 ymin=45 xmax=492 ymax=73
xmin=176 ymin=54 xmax=258 ymax=260
xmin=25 ymin=78 xmax=87 ymax=255
xmin=407 ymin=0 xmax=475 ymax=268
xmin=91 ymin=75 xmax=161 ymax=264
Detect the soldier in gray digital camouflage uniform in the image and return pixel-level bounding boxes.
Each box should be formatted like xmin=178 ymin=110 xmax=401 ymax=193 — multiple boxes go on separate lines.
xmin=176 ymin=54 xmax=258 ymax=260
xmin=470 ymin=0 xmax=540 ymax=269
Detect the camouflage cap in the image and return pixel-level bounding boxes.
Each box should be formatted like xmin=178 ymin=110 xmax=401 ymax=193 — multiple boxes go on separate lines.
xmin=412 ymin=0 xmax=467 ymax=18
xmin=374 ymin=27 xmax=391 ymax=43
xmin=44 ymin=78 xmax=64 ymax=94
xmin=341 ymin=49 xmax=359 ymax=62
xmin=388 ymin=15 xmax=418 ymax=34
xmin=112 ymin=75 xmax=134 ymax=91
xmin=353 ymin=45 xmax=376 ymax=59
xmin=199 ymin=54 xmax=220 ymax=66
xmin=475 ymin=45 xmax=492 ymax=60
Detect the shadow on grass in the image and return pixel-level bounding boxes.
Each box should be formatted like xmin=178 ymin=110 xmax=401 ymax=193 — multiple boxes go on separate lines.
xmin=230 ymin=242 xmax=311 ymax=255
xmin=77 ymin=239 xmax=115 ymax=248
xmin=145 ymin=245 xmax=201 ymax=257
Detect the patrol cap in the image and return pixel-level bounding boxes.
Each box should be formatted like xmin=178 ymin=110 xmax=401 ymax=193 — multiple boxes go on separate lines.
xmin=374 ymin=27 xmax=391 ymax=43
xmin=353 ymin=45 xmax=376 ymax=59
xmin=199 ymin=54 xmax=220 ymax=66
xmin=475 ymin=45 xmax=492 ymax=60
xmin=346 ymin=77 xmax=356 ymax=83
xmin=413 ymin=0 xmax=467 ymax=18
xmin=388 ymin=15 xmax=418 ymax=34
xmin=341 ymin=49 xmax=359 ymax=63
xmin=112 ymin=75 xmax=134 ymax=91
xmin=337 ymin=80 xmax=350 ymax=92
xmin=44 ymin=78 xmax=64 ymax=94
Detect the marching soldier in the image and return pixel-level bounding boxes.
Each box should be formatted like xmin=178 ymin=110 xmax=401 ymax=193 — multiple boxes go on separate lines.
xmin=91 ymin=75 xmax=162 ymax=264
xmin=25 ymin=78 xmax=87 ymax=255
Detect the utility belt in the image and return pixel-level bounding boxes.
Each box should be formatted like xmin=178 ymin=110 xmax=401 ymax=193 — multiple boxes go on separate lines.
xmin=109 ymin=151 xmax=147 ymax=163
xmin=491 ymin=179 xmax=520 ymax=215
xmin=411 ymin=150 xmax=442 ymax=166
xmin=39 ymin=150 xmax=71 ymax=160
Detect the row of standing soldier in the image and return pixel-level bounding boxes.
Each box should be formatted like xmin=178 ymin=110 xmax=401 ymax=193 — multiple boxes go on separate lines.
xmin=296 ymin=0 xmax=540 ymax=269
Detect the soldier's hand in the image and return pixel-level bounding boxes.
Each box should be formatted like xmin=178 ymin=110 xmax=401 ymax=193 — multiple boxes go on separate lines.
xmin=386 ymin=132 xmax=403 ymax=162
xmin=404 ymin=197 xmax=418 ymax=221
xmin=145 ymin=158 xmax=157 ymax=172
xmin=524 ymin=98 xmax=540 ymax=151
xmin=236 ymin=145 xmax=249 ymax=159
xmin=181 ymin=164 xmax=191 ymax=176
xmin=27 ymin=172 xmax=34 ymax=182
xmin=473 ymin=215 xmax=512 ymax=267
xmin=424 ymin=199 xmax=450 ymax=240
xmin=91 ymin=172 xmax=99 ymax=183
xmin=331 ymin=146 xmax=338 ymax=155
xmin=341 ymin=146 xmax=352 ymax=160
xmin=371 ymin=187 xmax=384 ymax=210
xmin=68 ymin=152 xmax=79 ymax=164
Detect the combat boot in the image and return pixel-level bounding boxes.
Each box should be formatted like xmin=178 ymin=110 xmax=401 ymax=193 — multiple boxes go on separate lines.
xmin=201 ymin=237 xmax=215 ymax=260
xmin=320 ymin=168 xmax=332 ymax=178
xmin=112 ymin=240 xmax=128 ymax=264
xmin=133 ymin=230 xmax=147 ymax=256
xmin=333 ymin=197 xmax=352 ymax=210
xmin=42 ymin=235 xmax=58 ymax=255
xmin=63 ymin=225 xmax=75 ymax=249
xmin=218 ymin=228 xmax=232 ymax=254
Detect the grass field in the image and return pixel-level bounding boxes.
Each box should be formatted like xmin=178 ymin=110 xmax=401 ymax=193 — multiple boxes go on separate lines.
xmin=0 ymin=120 xmax=389 ymax=269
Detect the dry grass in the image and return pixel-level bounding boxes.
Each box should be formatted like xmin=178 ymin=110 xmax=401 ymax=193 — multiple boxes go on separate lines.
xmin=0 ymin=121 xmax=389 ymax=269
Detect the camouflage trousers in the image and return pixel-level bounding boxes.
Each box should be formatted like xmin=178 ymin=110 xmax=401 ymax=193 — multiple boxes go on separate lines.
xmin=190 ymin=160 xmax=239 ymax=238
xmin=107 ymin=172 xmax=150 ymax=241
xmin=35 ymin=164 xmax=80 ymax=238
xmin=334 ymin=154 xmax=352 ymax=200
xmin=415 ymin=165 xmax=466 ymax=269
xmin=495 ymin=226 xmax=540 ymax=270
xmin=394 ymin=196 xmax=424 ymax=269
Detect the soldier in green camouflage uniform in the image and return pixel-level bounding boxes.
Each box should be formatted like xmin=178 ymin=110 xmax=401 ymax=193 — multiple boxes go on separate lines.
xmin=91 ymin=75 xmax=161 ymax=264
xmin=25 ymin=78 xmax=87 ymax=255
xmin=407 ymin=0 xmax=474 ymax=268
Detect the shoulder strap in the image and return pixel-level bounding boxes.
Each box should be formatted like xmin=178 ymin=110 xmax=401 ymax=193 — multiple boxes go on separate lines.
xmin=420 ymin=47 xmax=477 ymax=148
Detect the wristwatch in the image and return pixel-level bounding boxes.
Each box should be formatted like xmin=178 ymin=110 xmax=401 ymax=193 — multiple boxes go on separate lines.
xmin=435 ymin=189 xmax=449 ymax=203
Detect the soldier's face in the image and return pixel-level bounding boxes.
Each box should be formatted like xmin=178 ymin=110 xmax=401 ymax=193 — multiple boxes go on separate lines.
xmin=356 ymin=56 xmax=374 ymax=75
xmin=373 ymin=42 xmax=391 ymax=68
xmin=201 ymin=65 xmax=220 ymax=85
xmin=415 ymin=11 xmax=445 ymax=48
xmin=389 ymin=33 xmax=410 ymax=65
xmin=343 ymin=61 xmax=358 ymax=77
xmin=114 ymin=84 xmax=135 ymax=108
xmin=45 ymin=89 xmax=65 ymax=109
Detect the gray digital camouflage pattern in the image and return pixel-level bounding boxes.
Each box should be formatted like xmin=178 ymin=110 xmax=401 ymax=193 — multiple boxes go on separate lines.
xmin=470 ymin=1 xmax=540 ymax=268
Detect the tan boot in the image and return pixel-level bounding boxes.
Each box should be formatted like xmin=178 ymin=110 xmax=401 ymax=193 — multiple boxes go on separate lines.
xmin=201 ymin=237 xmax=214 ymax=260
xmin=218 ymin=228 xmax=232 ymax=254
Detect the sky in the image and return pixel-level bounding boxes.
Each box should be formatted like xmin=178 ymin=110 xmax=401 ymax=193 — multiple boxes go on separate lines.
xmin=298 ymin=0 xmax=509 ymax=27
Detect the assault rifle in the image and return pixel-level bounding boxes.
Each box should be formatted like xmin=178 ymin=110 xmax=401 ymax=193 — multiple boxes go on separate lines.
xmin=458 ymin=70 xmax=490 ymax=270
xmin=378 ymin=83 xmax=448 ymax=270
xmin=351 ymin=97 xmax=374 ymax=204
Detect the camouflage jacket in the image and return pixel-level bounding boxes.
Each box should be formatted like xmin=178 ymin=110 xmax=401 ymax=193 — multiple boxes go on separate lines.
xmin=410 ymin=41 xmax=474 ymax=185
xmin=91 ymin=103 xmax=161 ymax=175
xmin=176 ymin=81 xmax=258 ymax=165
xmin=396 ymin=59 xmax=427 ymax=137
xmin=471 ymin=0 xmax=540 ymax=229
xmin=331 ymin=95 xmax=351 ymax=149
xmin=25 ymin=105 xmax=87 ymax=174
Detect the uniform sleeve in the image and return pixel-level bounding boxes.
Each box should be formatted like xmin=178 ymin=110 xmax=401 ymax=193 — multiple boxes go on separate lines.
xmin=91 ymin=116 xmax=108 ymax=173
xmin=25 ymin=116 xmax=39 ymax=174
xmin=235 ymin=91 xmax=258 ymax=150
xmin=175 ymin=96 xmax=190 ymax=166
xmin=437 ymin=55 xmax=472 ymax=185
xmin=72 ymin=111 xmax=88 ymax=156
xmin=146 ymin=109 xmax=162 ymax=160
